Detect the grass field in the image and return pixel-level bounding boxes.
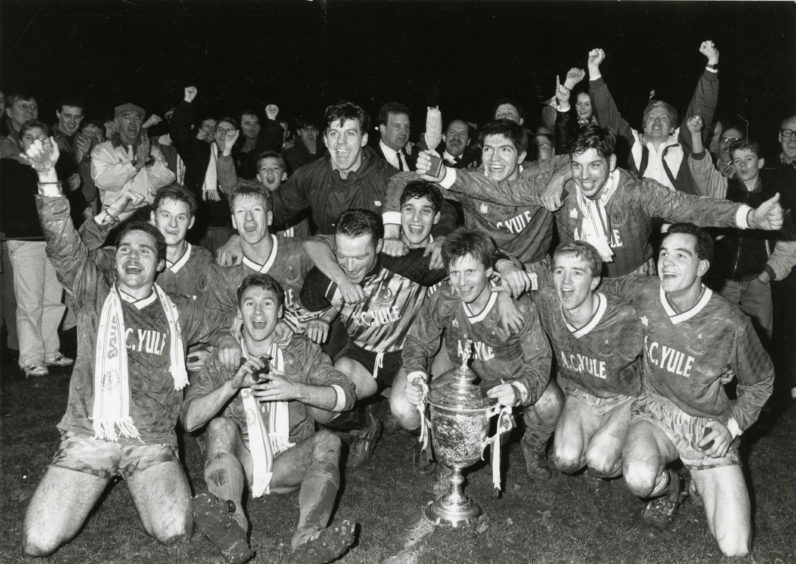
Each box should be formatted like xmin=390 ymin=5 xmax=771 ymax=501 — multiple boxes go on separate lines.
xmin=2 ymin=330 xmax=795 ymax=564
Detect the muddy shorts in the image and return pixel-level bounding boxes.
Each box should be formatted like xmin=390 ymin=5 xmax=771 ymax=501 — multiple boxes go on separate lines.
xmin=335 ymin=344 xmax=402 ymax=391
xmin=566 ymin=386 xmax=635 ymax=423
xmin=51 ymin=430 xmax=179 ymax=479
xmin=631 ymin=393 xmax=740 ymax=470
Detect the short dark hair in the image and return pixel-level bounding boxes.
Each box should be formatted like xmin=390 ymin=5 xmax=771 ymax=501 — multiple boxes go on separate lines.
xmin=665 ymin=223 xmax=714 ymax=262
xmin=19 ymin=119 xmax=49 ymax=138
xmin=570 ymin=124 xmax=616 ymax=159
xmin=642 ymin=100 xmax=679 ymax=129
xmin=492 ymin=98 xmax=525 ymax=121
xmin=729 ymin=139 xmax=762 ymax=160
xmin=294 ymin=116 xmax=319 ymax=131
xmin=56 ymin=97 xmax=84 ymax=113
xmin=479 ymin=119 xmax=529 ymax=154
xmin=153 ymin=184 xmax=198 ymax=216
xmin=378 ymin=102 xmax=411 ymax=127
xmin=335 ymin=209 xmax=384 ymax=241
xmin=237 ymin=109 xmax=259 ymax=123
xmin=552 ymin=241 xmax=602 ymax=279
xmin=115 ymin=221 xmax=167 ymax=263
xmin=399 ymin=180 xmax=443 ymax=214
xmin=256 ymin=151 xmax=286 ymax=172
xmin=228 ymin=181 xmax=273 ymax=214
xmin=324 ymin=101 xmax=369 ymax=135
xmin=442 ymin=228 xmax=497 ymax=269
xmin=236 ymin=273 xmax=285 ymax=309
xmin=218 ymin=116 xmax=239 ymax=130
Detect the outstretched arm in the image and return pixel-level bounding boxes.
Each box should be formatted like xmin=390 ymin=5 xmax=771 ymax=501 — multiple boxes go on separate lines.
xmin=679 ymin=41 xmax=720 ymax=152
xmin=587 ymin=48 xmax=634 ymax=142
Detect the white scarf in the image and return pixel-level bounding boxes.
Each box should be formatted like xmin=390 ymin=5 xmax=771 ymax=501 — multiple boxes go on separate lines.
xmin=93 ymin=284 xmax=188 ymax=441
xmin=202 ymin=143 xmax=218 ymax=197
xmin=574 ymin=171 xmax=619 ymax=262
xmin=239 ymin=339 xmax=294 ymax=497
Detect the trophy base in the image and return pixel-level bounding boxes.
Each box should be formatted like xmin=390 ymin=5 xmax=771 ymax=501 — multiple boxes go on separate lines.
xmin=424 ymin=494 xmax=482 ymax=528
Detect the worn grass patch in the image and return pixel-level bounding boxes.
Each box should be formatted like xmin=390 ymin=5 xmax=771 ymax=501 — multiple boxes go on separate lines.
xmin=2 ymin=336 xmax=795 ymax=563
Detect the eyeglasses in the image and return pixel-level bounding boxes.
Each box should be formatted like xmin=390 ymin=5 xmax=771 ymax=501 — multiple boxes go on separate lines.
xmin=720 ymin=136 xmax=742 ymax=143
xmin=781 ymin=129 xmax=796 ymax=139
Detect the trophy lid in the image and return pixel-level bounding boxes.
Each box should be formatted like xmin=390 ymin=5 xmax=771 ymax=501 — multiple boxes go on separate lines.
xmin=427 ymin=338 xmax=495 ymax=411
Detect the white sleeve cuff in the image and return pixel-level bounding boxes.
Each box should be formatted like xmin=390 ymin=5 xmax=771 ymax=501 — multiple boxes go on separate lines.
xmin=38 ymin=182 xmax=62 ymax=198
xmin=407 ymin=371 xmax=428 ymax=385
xmin=438 ymin=166 xmax=456 ymax=189
xmin=511 ymin=381 xmax=529 ymax=405
xmin=726 ymin=417 xmax=742 ymax=439
xmin=735 ymin=204 xmax=752 ymax=229
xmin=705 ymin=66 xmax=718 ymax=74
xmin=557 ymin=103 xmax=571 ymax=113
xmin=589 ymin=73 xmax=602 ymax=81
xmin=382 ymin=211 xmax=401 ymax=225
xmin=331 ymin=384 xmax=347 ymax=411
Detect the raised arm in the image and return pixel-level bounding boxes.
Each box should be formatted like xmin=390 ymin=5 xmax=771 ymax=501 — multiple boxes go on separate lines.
xmin=587 ymin=49 xmax=634 ymax=142
xmin=686 ymin=115 xmax=728 ymax=198
xmin=679 ymin=41 xmax=720 ymax=152
xmin=170 ymin=86 xmax=199 ymax=159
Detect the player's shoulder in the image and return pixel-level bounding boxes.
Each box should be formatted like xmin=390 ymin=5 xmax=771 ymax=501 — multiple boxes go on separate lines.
xmin=706 ymin=290 xmax=752 ymax=328
xmin=190 ymin=244 xmax=215 ymax=264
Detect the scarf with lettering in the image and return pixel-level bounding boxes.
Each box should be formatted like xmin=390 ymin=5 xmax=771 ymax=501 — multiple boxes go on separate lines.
xmin=574 ymin=170 xmax=619 ymax=262
xmin=239 ymin=338 xmax=294 ymax=497
xmin=92 ymin=284 xmax=188 ymax=441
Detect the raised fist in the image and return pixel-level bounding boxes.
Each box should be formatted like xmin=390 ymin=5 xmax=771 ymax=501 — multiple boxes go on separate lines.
xmin=699 ymin=41 xmax=719 ymax=64
xmin=588 ymin=48 xmax=605 ymax=67
xmin=555 ymin=75 xmax=570 ymax=104
xmin=564 ymin=67 xmax=586 ymax=90
xmin=686 ymin=115 xmax=703 ymax=135
xmin=265 ymin=104 xmax=279 ymax=120
xmin=184 ymin=86 xmax=198 ymax=103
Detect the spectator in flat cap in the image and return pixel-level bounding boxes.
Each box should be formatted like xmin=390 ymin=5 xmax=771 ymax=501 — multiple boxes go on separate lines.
xmin=90 ymin=102 xmax=175 ymax=209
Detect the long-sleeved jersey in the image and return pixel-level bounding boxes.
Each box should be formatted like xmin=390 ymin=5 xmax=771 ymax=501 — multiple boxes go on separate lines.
xmin=36 ymin=195 xmax=226 ymax=445
xmin=183 ymin=334 xmax=356 ymax=445
xmin=441 ymin=166 xmax=753 ymax=278
xmin=200 ymin=234 xmax=314 ymax=323
xmin=602 ymin=276 xmax=773 ymax=433
xmin=535 ymin=286 xmax=642 ymax=398
xmin=300 ymin=248 xmax=447 ymax=353
xmin=402 ymin=282 xmax=552 ymax=407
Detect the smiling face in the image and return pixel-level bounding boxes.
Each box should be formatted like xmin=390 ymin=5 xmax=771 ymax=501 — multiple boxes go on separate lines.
xmin=643 ymin=105 xmax=675 ymax=142
xmin=401 ymin=196 xmax=439 ymax=248
xmin=658 ymin=232 xmax=709 ymax=297
xmin=335 ymin=233 xmax=380 ymax=284
xmin=482 ymin=133 xmax=525 ymax=183
xmin=780 ymin=116 xmax=796 ymax=162
xmin=571 ymin=148 xmax=616 ymax=200
xmin=231 ymin=193 xmax=272 ymax=246
xmin=324 ymin=118 xmax=368 ymax=173
xmin=380 ymin=112 xmax=411 ymax=152
xmin=7 ymin=97 xmax=38 ymax=130
xmin=448 ymin=253 xmax=493 ymax=307
xmin=552 ymin=253 xmax=599 ymax=315
xmin=238 ymin=285 xmax=282 ymax=343
xmin=444 ymin=120 xmax=469 ymax=158
xmin=115 ymin=230 xmax=164 ymax=293
xmin=57 ymin=105 xmax=84 ymax=136
xmin=575 ymin=93 xmax=593 ymax=122
xmin=151 ymin=198 xmax=194 ymax=247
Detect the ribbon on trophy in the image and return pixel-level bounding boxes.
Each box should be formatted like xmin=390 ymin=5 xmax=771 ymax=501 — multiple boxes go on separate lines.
xmin=481 ymin=404 xmax=515 ymax=493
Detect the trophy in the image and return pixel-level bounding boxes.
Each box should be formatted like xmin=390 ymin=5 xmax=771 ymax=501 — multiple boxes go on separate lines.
xmin=418 ymin=339 xmax=514 ymax=528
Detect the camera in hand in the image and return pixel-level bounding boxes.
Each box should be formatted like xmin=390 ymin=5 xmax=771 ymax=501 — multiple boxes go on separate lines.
xmin=241 ymin=354 xmax=272 ymax=382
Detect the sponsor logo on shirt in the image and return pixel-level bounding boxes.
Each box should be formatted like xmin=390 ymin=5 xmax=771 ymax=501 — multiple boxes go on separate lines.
xmin=496 ymin=209 xmax=536 ymax=235
xmin=559 ymin=351 xmax=606 ymax=379
xmin=644 ymin=335 xmax=695 ymax=378
xmin=573 ymin=226 xmax=624 ymax=249
xmin=352 ymin=305 xmax=401 ymax=328
xmin=126 ymin=328 xmax=167 ymax=355
xmin=458 ymin=339 xmax=495 ymax=361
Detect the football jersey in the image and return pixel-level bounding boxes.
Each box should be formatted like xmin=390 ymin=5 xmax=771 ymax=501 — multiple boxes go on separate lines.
xmin=201 ymin=234 xmax=314 ymax=323
xmin=300 ymin=248 xmax=447 ymax=353
xmin=535 ymin=286 xmax=642 ymax=398
xmin=403 ymin=282 xmax=552 ymax=406
xmin=158 ymin=243 xmax=215 ymax=300
xmin=603 ymin=277 xmax=774 ymax=431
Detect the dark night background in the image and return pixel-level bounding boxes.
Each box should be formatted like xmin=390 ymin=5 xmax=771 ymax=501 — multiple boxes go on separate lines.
xmin=1 ymin=0 xmax=794 ymax=156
